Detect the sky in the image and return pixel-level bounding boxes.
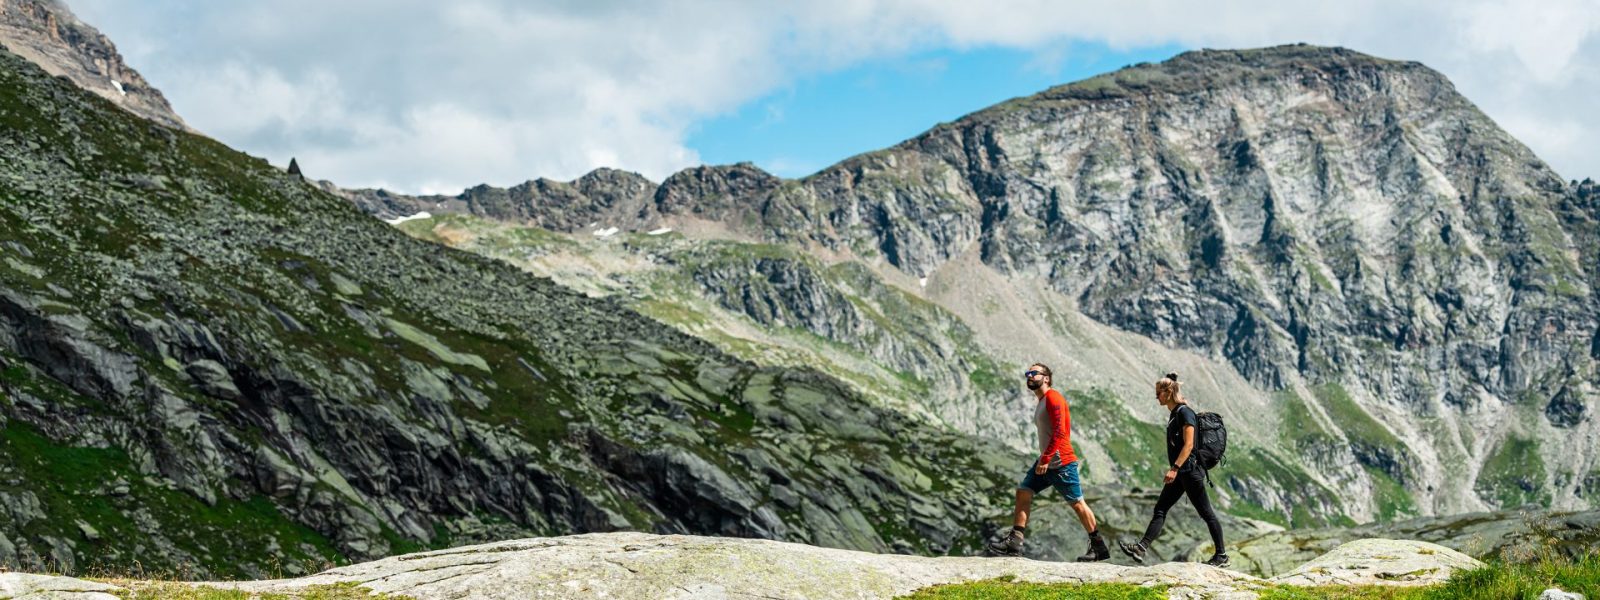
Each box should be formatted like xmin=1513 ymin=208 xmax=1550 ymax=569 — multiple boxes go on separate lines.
xmin=67 ymin=0 xmax=1600 ymax=195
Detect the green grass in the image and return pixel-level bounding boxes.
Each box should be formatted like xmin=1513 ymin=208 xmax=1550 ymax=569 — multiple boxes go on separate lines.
xmin=1313 ymin=383 xmax=1402 ymax=450
xmin=1473 ymin=436 xmax=1550 ymax=508
xmin=1277 ymin=390 xmax=1337 ymax=452
xmin=1366 ymin=466 xmax=1419 ymax=522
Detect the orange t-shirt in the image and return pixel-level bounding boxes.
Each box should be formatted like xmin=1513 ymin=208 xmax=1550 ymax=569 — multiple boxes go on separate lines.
xmin=1036 ymin=388 xmax=1077 ymax=468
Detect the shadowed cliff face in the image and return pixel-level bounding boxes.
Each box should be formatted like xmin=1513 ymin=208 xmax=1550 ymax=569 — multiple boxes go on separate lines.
xmin=353 ymin=46 xmax=1599 ymax=522
xmin=0 ymin=45 xmax=1032 ymax=577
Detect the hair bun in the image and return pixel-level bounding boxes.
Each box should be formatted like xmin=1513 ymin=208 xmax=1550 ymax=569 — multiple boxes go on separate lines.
xmin=1165 ymin=372 xmax=1179 ymax=381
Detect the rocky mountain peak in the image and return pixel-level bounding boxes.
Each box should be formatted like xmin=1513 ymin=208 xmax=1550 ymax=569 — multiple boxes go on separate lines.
xmin=998 ymin=45 xmax=1436 ymax=110
xmin=0 ymin=0 xmax=187 ymax=130
xmin=654 ymin=162 xmax=782 ymax=219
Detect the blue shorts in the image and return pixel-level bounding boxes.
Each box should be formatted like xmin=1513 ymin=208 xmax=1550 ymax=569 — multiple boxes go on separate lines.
xmin=1018 ymin=461 xmax=1083 ymax=503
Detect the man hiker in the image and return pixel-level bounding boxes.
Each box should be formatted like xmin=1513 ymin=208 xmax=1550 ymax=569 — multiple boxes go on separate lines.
xmin=985 ymin=363 xmax=1109 ymax=561
xmin=1118 ymin=372 xmax=1229 ymax=567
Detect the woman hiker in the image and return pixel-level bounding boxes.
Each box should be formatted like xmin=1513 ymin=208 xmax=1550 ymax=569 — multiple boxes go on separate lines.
xmin=1118 ymin=372 xmax=1229 ymax=568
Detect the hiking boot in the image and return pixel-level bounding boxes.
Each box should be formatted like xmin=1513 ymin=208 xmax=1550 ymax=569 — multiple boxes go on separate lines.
xmin=985 ymin=531 xmax=1023 ymax=557
xmin=1076 ymin=534 xmax=1110 ymax=562
xmin=1118 ymin=540 xmax=1148 ymax=564
xmin=1203 ymin=553 xmax=1230 ymax=568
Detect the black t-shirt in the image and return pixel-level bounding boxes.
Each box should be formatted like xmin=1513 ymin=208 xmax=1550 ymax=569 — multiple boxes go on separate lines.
xmin=1166 ymin=404 xmax=1198 ymax=467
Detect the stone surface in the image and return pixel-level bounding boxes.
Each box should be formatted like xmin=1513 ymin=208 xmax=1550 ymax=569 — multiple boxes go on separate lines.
xmin=195 ymin=533 xmax=1486 ymax=599
xmin=0 ymin=535 xmax=1517 ymax=599
xmin=223 ymin=532 xmax=1267 ymax=599
xmin=1271 ymin=539 xmax=1483 ymax=587
xmin=1540 ymin=589 xmax=1585 ymax=600
xmin=0 ymin=573 xmax=122 ymax=599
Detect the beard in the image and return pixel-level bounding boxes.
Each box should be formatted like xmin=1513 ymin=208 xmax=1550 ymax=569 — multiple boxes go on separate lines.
xmin=1026 ymin=380 xmax=1043 ymax=390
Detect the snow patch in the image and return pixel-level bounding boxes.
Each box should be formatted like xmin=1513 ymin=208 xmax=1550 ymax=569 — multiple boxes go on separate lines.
xmin=110 ymin=79 xmax=126 ymax=95
xmin=919 ymin=277 xmax=928 ymax=288
xmin=647 ymin=228 xmax=673 ymax=236
xmin=384 ymin=211 xmax=432 ymax=225
xmin=593 ymin=227 xmax=620 ymax=238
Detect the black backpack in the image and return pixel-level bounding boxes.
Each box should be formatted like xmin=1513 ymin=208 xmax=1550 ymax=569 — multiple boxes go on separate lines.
xmin=1192 ymin=411 xmax=1227 ymax=471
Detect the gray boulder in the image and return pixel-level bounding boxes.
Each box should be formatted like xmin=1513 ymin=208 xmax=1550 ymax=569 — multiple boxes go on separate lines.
xmin=0 ymin=573 xmax=123 ymax=599
xmin=1269 ymin=539 xmax=1482 ymax=587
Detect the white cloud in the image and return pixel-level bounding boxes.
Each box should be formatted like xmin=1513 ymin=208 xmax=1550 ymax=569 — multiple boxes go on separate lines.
xmin=1461 ymin=0 xmax=1600 ymax=83
xmin=67 ymin=0 xmax=1600 ymax=191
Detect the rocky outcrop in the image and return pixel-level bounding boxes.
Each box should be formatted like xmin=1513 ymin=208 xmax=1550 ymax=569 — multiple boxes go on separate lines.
xmin=1273 ymin=539 xmax=1481 ymax=587
xmin=1207 ymin=508 xmax=1600 ymax=577
xmin=652 ymin=162 xmax=786 ymax=227
xmin=0 ymin=573 xmax=120 ymax=600
xmin=0 ymin=0 xmax=186 ymax=129
xmin=2 ymin=533 xmax=1484 ymax=599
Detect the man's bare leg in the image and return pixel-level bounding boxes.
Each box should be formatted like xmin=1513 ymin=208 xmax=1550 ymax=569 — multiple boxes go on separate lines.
xmin=1071 ymin=499 xmax=1097 ymax=532
xmin=1013 ymin=488 xmax=1034 ymax=528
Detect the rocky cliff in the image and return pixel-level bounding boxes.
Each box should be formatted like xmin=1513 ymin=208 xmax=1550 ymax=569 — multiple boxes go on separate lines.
xmin=0 ymin=0 xmax=186 ymax=130
xmin=359 ymin=46 xmax=1600 ymax=525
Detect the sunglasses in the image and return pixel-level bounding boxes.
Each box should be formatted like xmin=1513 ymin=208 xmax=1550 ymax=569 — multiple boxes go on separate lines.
xmin=1024 ymin=370 xmax=1042 ymax=379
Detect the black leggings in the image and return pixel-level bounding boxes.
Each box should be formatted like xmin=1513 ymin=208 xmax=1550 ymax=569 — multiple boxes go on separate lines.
xmin=1140 ymin=466 xmax=1224 ymax=553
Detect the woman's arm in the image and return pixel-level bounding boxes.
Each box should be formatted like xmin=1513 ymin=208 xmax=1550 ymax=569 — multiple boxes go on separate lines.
xmin=1164 ymin=425 xmax=1195 ymax=483
xmin=1175 ymin=426 xmax=1195 ymax=468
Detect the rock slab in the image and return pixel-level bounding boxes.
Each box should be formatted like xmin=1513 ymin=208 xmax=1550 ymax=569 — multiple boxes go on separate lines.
xmin=0 ymin=573 xmax=123 ymax=599
xmin=210 ymin=533 xmax=1479 ymax=599
xmin=0 ymin=534 xmax=1490 ymax=599
xmin=1272 ymin=539 xmax=1483 ymax=587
